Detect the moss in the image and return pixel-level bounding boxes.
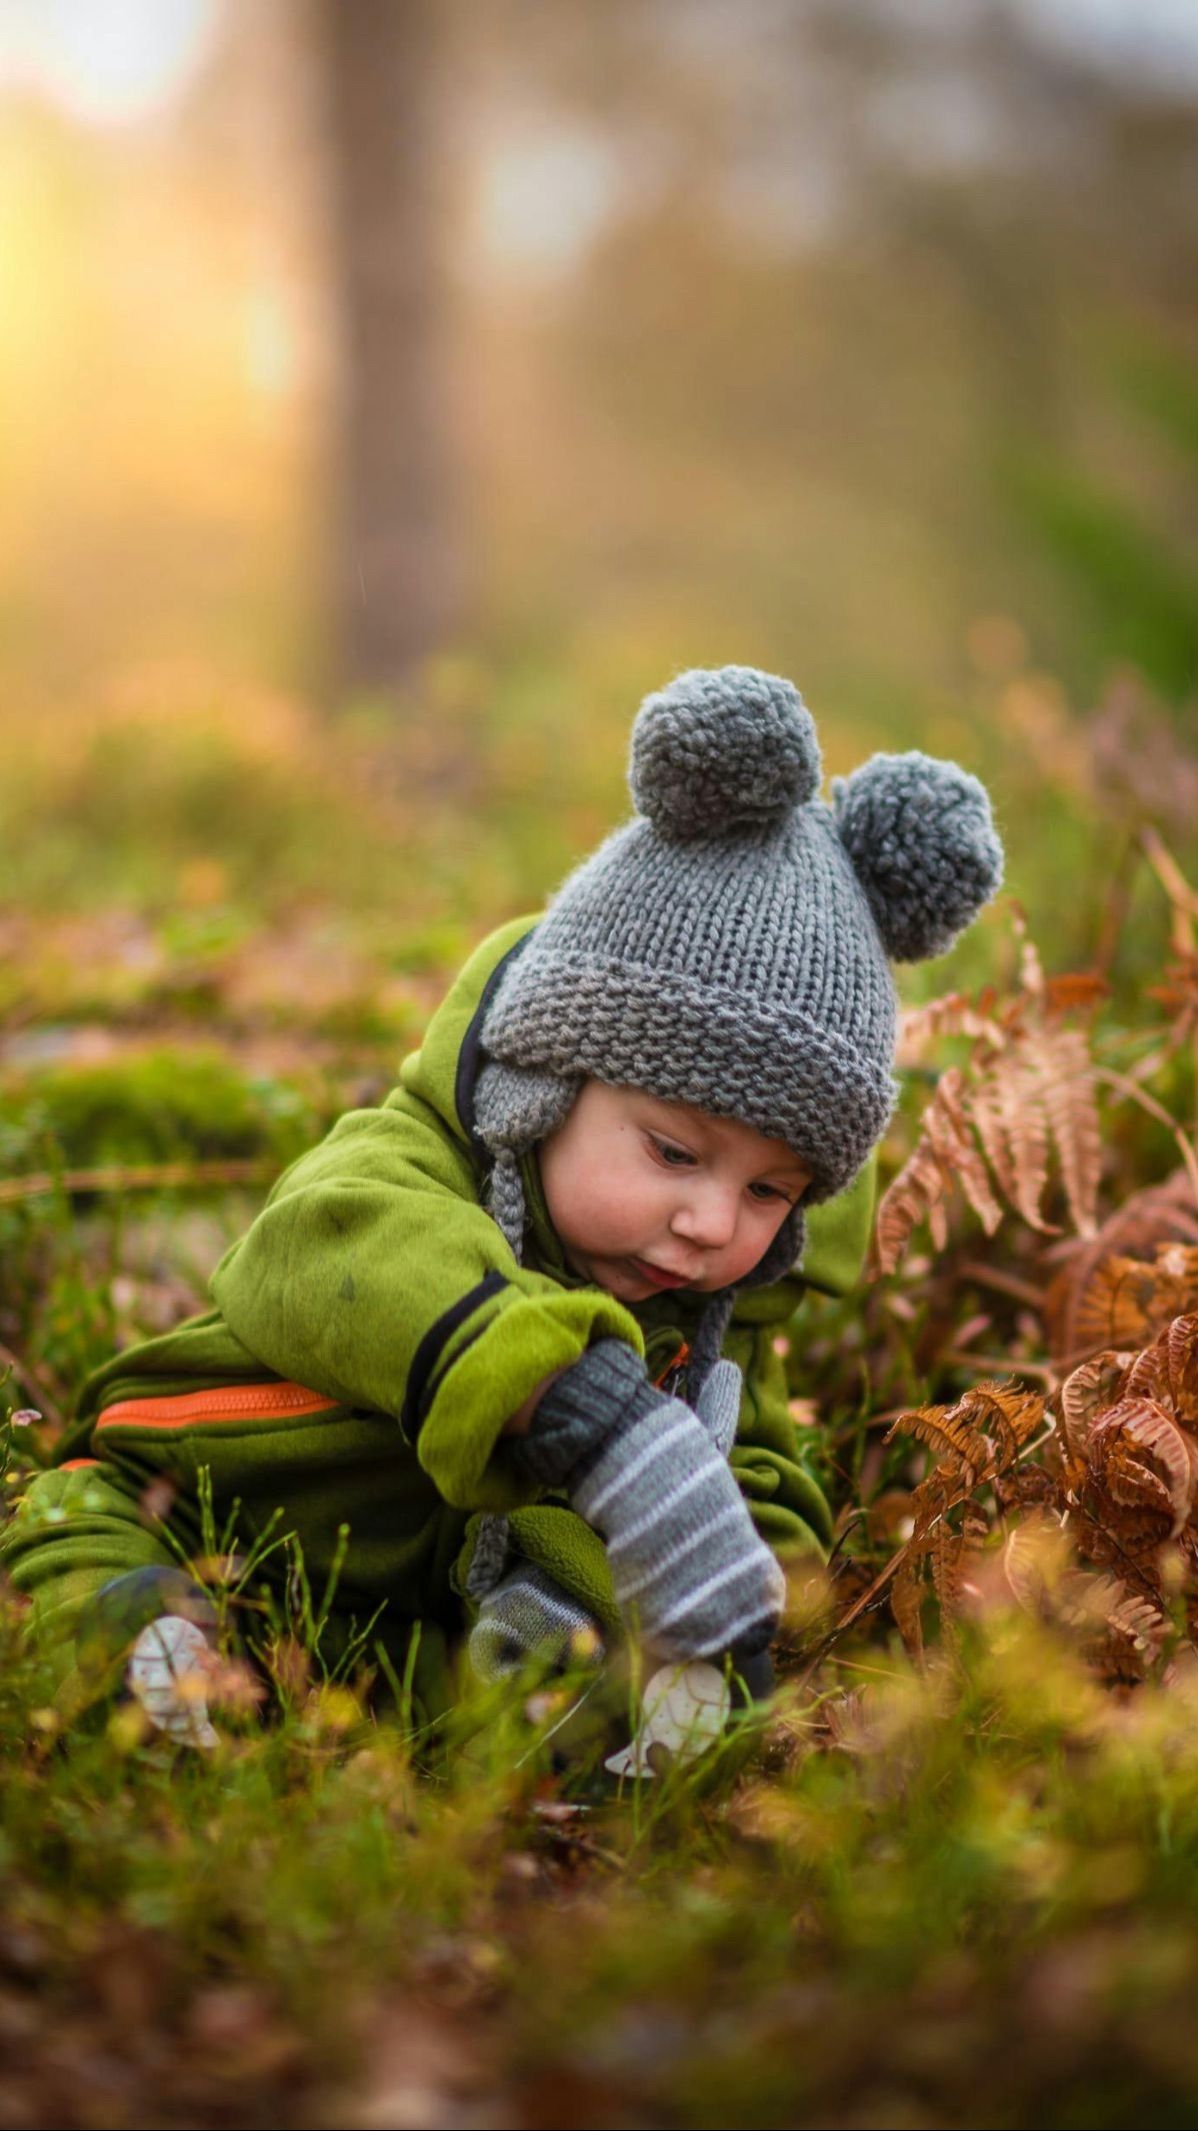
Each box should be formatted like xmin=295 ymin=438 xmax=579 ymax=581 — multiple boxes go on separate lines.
xmin=0 ymin=1050 xmax=326 ymax=1175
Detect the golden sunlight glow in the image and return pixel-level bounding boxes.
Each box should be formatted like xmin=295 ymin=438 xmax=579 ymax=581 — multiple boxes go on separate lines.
xmin=0 ymin=0 xmax=217 ymax=128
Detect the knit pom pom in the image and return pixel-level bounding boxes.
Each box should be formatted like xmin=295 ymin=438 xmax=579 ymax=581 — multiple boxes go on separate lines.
xmin=832 ymin=751 xmax=1003 ymax=963
xmin=630 ymin=666 xmax=821 ymax=841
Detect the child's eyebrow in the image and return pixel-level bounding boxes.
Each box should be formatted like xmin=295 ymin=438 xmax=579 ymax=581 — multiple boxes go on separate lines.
xmin=639 ymin=1100 xmax=709 ymax=1144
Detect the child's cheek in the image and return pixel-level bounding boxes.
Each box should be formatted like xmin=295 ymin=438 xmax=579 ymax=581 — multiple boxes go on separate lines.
xmin=575 ymin=1146 xmax=653 ymax=1253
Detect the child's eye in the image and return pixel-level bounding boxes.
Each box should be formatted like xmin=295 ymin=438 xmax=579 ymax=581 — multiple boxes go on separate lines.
xmin=648 ymin=1135 xmax=696 ymax=1169
xmin=748 ymin=1181 xmax=787 ymax=1203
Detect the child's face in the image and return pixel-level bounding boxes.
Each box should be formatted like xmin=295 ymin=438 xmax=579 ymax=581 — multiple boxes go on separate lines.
xmin=538 ymin=1080 xmax=811 ymax=1307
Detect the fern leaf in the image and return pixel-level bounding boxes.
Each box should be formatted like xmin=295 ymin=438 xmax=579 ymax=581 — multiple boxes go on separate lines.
xmin=1091 ymin=1396 xmax=1195 ymax=1537
xmin=967 ymin=1074 xmax=1019 ymax=1206
xmin=932 ymin=1071 xmax=1005 ymax=1236
xmin=960 ymin=1380 xmax=1047 ymax=1460
xmin=1058 ymin=1349 xmax=1133 ymax=1457
xmin=1142 ymin=1304 xmax=1198 ymax=1423
xmin=874 ymin=1122 xmax=954 ymax=1276
xmin=890 ymin=1549 xmax=927 ymax=1658
xmin=1075 ymin=1246 xmax=1198 ymax=1356
xmin=1003 ymin=1513 xmax=1068 ymax=1613
xmin=1146 ymin=954 xmax=1198 ymax=1052
xmin=898 ymin=989 xmax=1003 ymax=1063
xmin=874 ymin=1068 xmax=1001 ymax=1273
xmin=1026 ymin=1023 xmax=1102 ymax=1238
xmin=1043 ymin=973 xmax=1111 ymax=1016
xmin=885 ymin=1403 xmax=991 ymax=1482
xmin=930 ymin=1519 xmax=965 ymax=1645
xmin=1017 ymin=923 xmax=1045 ymax=998
xmin=995 ymin=1052 xmax=1054 ymax=1231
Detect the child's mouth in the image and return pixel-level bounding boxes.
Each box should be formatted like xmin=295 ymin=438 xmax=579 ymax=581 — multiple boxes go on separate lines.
xmin=627 ymin=1257 xmax=691 ymax=1291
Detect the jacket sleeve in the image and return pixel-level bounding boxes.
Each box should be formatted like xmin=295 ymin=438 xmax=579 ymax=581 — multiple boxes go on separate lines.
xmin=209 ymin=1091 xmax=643 ymax=1514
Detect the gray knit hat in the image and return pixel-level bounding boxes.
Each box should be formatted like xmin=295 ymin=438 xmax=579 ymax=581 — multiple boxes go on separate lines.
xmin=474 ymin=665 xmax=1002 ymax=1311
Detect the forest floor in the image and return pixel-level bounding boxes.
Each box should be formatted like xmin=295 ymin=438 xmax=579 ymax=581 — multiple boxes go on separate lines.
xmin=4 ymin=674 xmax=1198 ymax=2128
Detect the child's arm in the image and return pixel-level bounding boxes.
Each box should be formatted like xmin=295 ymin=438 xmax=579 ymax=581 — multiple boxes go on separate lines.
xmin=210 ymin=1091 xmax=642 ymax=1514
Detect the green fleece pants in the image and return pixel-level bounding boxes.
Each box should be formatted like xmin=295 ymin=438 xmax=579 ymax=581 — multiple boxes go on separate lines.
xmin=0 ymin=1388 xmax=472 ymax=1723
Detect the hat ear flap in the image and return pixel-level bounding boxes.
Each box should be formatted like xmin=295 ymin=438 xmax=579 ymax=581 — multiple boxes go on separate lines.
xmin=832 ymin=751 xmax=1003 ymax=964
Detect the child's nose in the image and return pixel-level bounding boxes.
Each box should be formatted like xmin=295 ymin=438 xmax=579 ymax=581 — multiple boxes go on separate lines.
xmin=671 ymin=1182 xmax=739 ymax=1253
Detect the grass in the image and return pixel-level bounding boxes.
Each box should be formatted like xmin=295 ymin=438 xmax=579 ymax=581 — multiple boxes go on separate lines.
xmin=7 ymin=1587 xmax=1198 ymax=2124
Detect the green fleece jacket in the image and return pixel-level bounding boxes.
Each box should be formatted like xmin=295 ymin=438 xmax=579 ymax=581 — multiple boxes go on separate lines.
xmin=35 ymin=918 xmax=871 ymax=1653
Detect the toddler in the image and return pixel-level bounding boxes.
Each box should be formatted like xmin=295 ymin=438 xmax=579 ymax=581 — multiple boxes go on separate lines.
xmin=2 ymin=667 xmax=1002 ymax=1745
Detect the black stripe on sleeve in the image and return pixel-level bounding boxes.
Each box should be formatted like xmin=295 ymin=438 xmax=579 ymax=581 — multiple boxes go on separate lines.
xmin=400 ymin=1271 xmax=509 ymax=1444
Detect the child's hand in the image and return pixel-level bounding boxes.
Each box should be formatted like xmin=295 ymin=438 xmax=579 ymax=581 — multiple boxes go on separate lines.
xmin=573 ymin=1391 xmax=784 ymax=1660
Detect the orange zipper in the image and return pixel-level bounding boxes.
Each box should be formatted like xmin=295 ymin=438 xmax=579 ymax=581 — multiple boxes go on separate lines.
xmin=96 ymin=1381 xmax=339 ymax=1433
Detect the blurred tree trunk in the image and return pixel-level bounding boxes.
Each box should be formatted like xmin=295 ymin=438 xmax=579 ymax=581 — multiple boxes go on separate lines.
xmin=320 ymin=0 xmax=461 ymax=693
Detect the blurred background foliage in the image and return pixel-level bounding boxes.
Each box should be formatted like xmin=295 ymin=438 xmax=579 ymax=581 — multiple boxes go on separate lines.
xmin=0 ymin=0 xmax=1195 ymax=991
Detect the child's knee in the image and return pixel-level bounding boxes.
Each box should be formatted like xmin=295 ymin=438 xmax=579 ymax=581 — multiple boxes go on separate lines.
xmin=1 ymin=1461 xmax=178 ymax=1672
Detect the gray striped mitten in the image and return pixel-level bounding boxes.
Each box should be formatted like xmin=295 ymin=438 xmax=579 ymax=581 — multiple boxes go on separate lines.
xmin=512 ymin=1341 xmax=785 ymax=1663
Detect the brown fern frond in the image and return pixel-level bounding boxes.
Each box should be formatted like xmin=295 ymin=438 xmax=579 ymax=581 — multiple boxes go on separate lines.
xmin=1124 ymin=1312 xmax=1198 ymax=1430
xmin=996 ymin=1464 xmax=1060 ymax=1516
xmin=1025 ymin=1023 xmax=1102 ymax=1238
xmin=1043 ymin=1559 xmax=1168 ymax=1683
xmin=875 ymin=1068 xmax=1004 ymax=1274
xmin=1002 ymin=1513 xmax=1069 ymax=1612
xmin=878 ymin=909 xmax=1107 ymax=1277
xmin=960 ymin=1380 xmax=1048 ymax=1461
xmin=1001 ymin=1522 xmax=1168 ymax=1681
xmin=1066 ymin=1392 xmax=1193 ymax=1582
xmin=1087 ymin=1584 xmax=1170 ymax=1685
xmin=887 ymin=1381 xmax=1044 ymax=1484
xmin=1013 ymin=908 xmax=1045 ymax=999
xmin=890 ymin=1548 xmax=929 ymax=1659
xmin=876 ymin=1315 xmax=1198 ymax=1680
xmin=880 ymin=1381 xmax=1051 ymax=1656
xmin=898 ymin=988 xmax=1003 ymax=1063
xmin=1146 ymin=953 xmax=1198 ymax=1052
xmin=1090 ymin=1398 xmax=1198 ymax=1538
xmin=1058 ymin=1349 xmax=1134 ymax=1457
xmin=1043 ymin=1174 xmax=1198 ymax=1366
xmin=1074 ymin=1245 xmax=1198 ymax=1359
xmin=874 ymin=1140 xmax=952 ymax=1273
xmin=1043 ymin=973 xmax=1111 ymax=1017
xmin=917 ymin=1068 xmax=1004 ymax=1236
xmin=885 ymin=1403 xmax=991 ymax=1483
xmin=993 ymin=1051 xmax=1054 ymax=1231
xmin=967 ymin=1074 xmax=1018 ymax=1207
xmin=930 ymin=1519 xmax=966 ymax=1645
